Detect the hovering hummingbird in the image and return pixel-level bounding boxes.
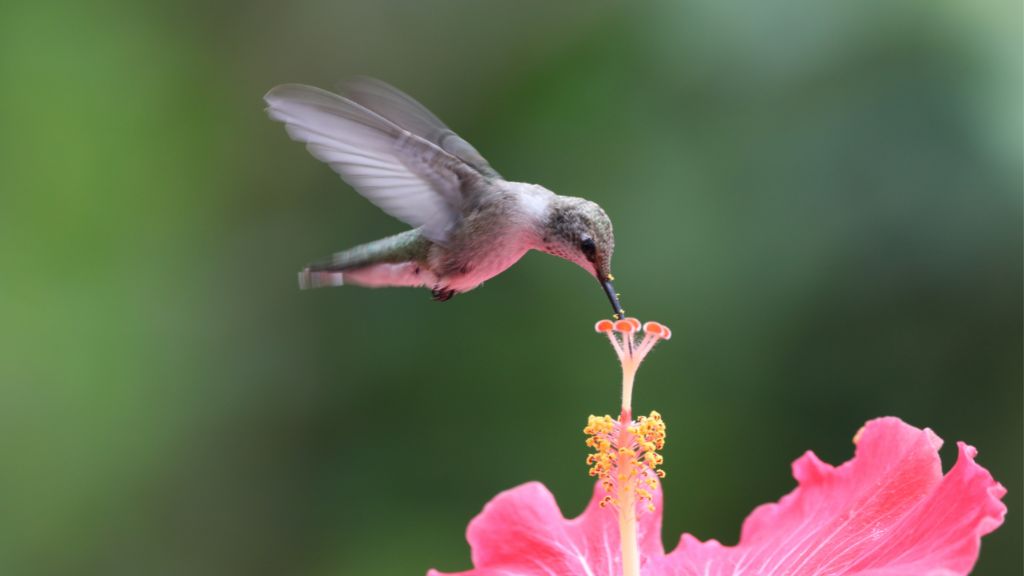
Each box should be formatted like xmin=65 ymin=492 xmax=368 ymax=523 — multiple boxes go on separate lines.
xmin=264 ymin=78 xmax=625 ymax=318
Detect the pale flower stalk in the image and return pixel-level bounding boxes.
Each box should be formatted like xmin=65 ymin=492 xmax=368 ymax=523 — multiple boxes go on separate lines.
xmin=589 ymin=318 xmax=672 ymax=576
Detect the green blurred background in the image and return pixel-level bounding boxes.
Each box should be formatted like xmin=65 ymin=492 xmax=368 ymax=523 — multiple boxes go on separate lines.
xmin=1 ymin=0 xmax=1020 ymax=574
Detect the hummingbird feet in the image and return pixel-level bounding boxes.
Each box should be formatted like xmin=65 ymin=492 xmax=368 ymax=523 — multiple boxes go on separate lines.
xmin=431 ymin=286 xmax=456 ymax=302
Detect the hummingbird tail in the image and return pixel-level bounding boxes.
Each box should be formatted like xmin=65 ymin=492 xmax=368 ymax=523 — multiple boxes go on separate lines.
xmin=297 ymin=230 xmax=433 ymax=291
xmin=298 ymin=261 xmax=433 ymax=290
xmin=298 ymin=268 xmax=345 ymax=290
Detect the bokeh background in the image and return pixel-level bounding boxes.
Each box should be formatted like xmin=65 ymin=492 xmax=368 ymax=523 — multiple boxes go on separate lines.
xmin=1 ymin=0 xmax=1020 ymax=574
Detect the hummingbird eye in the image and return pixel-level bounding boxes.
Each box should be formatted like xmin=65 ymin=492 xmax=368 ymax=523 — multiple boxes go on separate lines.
xmin=580 ymin=237 xmax=597 ymax=261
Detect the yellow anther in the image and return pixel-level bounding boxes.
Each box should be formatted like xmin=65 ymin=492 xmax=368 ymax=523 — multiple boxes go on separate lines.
xmin=584 ymin=411 xmax=667 ymax=515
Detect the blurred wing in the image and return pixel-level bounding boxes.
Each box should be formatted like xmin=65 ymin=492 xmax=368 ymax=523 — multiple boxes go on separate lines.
xmin=265 ymin=84 xmax=478 ymax=243
xmin=339 ymin=77 xmax=501 ymax=179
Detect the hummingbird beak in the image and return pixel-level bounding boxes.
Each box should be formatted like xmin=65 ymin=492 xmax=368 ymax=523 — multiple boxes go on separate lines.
xmin=601 ymin=277 xmax=625 ymax=319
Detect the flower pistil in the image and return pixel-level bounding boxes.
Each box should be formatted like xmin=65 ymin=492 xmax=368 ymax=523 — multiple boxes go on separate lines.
xmin=585 ymin=410 xmax=666 ymax=513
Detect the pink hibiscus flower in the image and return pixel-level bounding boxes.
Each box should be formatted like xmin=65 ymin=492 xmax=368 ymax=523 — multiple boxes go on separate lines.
xmin=428 ymin=319 xmax=1006 ymax=575
xmin=429 ymin=417 xmax=1006 ymax=576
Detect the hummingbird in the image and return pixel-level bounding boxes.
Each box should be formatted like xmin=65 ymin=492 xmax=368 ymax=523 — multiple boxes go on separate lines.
xmin=264 ymin=77 xmax=625 ymax=318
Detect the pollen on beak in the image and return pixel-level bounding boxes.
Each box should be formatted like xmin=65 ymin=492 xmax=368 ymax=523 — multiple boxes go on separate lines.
xmin=601 ymin=277 xmax=625 ymax=319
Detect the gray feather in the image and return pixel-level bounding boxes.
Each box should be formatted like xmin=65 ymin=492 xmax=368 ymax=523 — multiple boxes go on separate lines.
xmin=265 ymin=83 xmax=485 ymax=243
xmin=304 ymin=229 xmax=431 ymax=271
xmin=298 ymin=229 xmax=433 ymax=291
xmin=339 ymin=77 xmax=501 ymax=179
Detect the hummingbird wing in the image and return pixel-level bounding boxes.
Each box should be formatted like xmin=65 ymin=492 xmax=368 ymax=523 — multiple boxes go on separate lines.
xmin=265 ymin=84 xmax=490 ymax=243
xmin=338 ymin=77 xmax=501 ymax=179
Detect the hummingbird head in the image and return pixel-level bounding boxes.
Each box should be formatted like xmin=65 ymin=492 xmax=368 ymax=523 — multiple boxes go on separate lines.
xmin=540 ymin=197 xmax=624 ymax=318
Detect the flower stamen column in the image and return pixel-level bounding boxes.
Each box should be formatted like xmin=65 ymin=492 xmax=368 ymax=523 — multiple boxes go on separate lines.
xmin=586 ymin=318 xmax=670 ymax=576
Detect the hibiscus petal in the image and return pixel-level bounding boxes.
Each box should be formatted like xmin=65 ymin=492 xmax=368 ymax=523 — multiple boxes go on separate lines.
xmin=428 ymin=479 xmax=664 ymax=576
xmin=649 ymin=417 xmax=1007 ymax=576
